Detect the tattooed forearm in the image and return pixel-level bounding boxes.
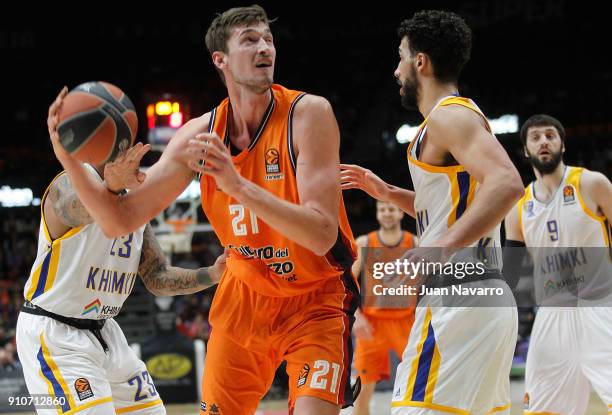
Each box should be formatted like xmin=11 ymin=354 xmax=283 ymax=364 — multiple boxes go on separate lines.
xmin=138 ymin=224 xmax=215 ymax=296
xmin=48 ymin=173 xmax=94 ymax=227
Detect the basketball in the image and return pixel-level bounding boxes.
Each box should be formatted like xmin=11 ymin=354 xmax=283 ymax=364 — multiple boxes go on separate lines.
xmin=57 ymin=81 xmax=138 ymax=165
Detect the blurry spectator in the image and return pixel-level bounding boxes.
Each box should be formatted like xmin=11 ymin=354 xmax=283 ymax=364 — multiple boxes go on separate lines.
xmin=187 ymin=311 xmax=211 ymax=342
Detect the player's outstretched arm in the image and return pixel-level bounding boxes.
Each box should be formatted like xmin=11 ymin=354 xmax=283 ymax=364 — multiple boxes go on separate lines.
xmin=340 ymin=164 xmax=416 ymax=217
xmin=137 ymin=225 xmax=225 ymax=296
xmin=427 ymin=106 xmax=524 ymax=247
xmin=48 ymin=87 xmax=209 ymax=238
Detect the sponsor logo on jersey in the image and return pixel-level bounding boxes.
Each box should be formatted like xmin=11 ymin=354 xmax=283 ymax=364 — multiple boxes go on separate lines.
xmin=75 ymin=378 xmax=94 ymax=401
xmin=544 ymin=276 xmax=585 ymax=294
xmin=81 ymin=299 xmax=101 ymax=316
xmin=264 ymin=148 xmax=284 ymax=180
xmin=563 ymin=185 xmax=576 ymax=204
xmin=147 ymin=353 xmax=192 ymax=380
xmin=297 ymin=363 xmax=310 ymax=388
xmin=86 ymin=267 xmax=137 ymax=295
xmin=201 ymin=402 xmax=206 ymax=412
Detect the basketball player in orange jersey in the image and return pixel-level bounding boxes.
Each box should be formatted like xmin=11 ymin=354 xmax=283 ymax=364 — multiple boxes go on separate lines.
xmin=352 ymin=201 xmax=416 ymax=415
xmin=342 ymin=10 xmax=524 ymax=414
xmin=47 ymin=5 xmax=358 ymax=415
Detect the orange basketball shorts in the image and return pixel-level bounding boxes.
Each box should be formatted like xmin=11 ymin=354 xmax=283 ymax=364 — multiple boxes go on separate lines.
xmin=353 ymin=312 xmax=415 ymax=384
xmin=200 ymin=268 xmax=359 ymax=415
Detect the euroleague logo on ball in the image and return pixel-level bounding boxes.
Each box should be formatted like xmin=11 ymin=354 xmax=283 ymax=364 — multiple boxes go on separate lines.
xmin=118 ymin=138 xmax=130 ymax=154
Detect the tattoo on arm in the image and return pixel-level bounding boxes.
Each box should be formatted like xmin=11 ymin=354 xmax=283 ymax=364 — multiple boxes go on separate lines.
xmin=47 ymin=174 xmax=94 ymax=228
xmin=138 ymin=225 xmax=213 ymax=296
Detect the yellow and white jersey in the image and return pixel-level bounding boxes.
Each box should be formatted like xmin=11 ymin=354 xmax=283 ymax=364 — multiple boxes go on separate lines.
xmin=518 ymin=166 xmax=610 ymax=248
xmin=517 ymin=166 xmax=611 ymax=304
xmin=407 ymin=96 xmax=501 ymax=268
xmin=23 ymin=167 xmax=145 ymax=319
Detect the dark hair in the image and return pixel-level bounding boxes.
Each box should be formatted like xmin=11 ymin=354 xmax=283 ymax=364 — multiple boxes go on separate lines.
xmin=519 ymin=114 xmax=566 ymax=147
xmin=205 ymin=4 xmax=270 ymax=55
xmin=398 ymin=10 xmax=472 ymax=83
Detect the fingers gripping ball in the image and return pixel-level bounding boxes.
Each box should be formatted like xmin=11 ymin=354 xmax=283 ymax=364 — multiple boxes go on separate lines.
xmin=58 ymin=82 xmax=138 ymax=165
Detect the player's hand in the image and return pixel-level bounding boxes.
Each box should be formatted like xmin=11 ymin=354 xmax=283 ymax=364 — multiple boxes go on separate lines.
xmin=186 ymin=133 xmax=244 ymax=195
xmin=209 ymin=248 xmax=229 ymax=283
xmin=353 ymin=309 xmax=374 ymax=340
xmin=104 ymin=143 xmax=151 ymax=192
xmin=340 ymin=164 xmax=390 ymax=201
xmin=47 ymin=87 xmax=75 ymax=166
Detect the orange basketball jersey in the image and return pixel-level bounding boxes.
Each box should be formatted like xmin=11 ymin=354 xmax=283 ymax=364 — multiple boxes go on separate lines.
xmin=361 ymin=231 xmax=416 ymax=318
xmin=200 ymin=84 xmax=356 ymax=297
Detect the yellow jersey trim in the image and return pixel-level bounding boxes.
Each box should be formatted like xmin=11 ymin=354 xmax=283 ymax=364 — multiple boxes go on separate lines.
xmin=39 ymin=333 xmax=77 ymax=409
xmin=516 ymin=185 xmax=532 ymax=242
xmin=38 ymin=367 xmax=61 ymax=415
xmin=424 ymin=335 xmax=441 ymax=402
xmin=26 ymin=227 xmax=82 ymax=301
xmin=40 ymin=170 xmax=87 ymax=243
xmin=64 ymin=397 xmax=113 ymax=414
xmin=115 ymin=398 xmax=164 ymax=414
xmin=404 ymin=307 xmax=433 ymax=400
xmin=391 ymin=400 xmax=469 ymax=415
xmin=406 ymin=96 xmax=491 ymax=174
xmin=566 ymin=166 xmax=605 ymax=222
xmin=486 ymin=403 xmax=511 ymax=414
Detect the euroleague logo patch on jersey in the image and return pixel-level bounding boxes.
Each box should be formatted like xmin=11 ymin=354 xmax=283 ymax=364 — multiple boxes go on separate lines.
xmin=523 ymin=392 xmax=530 ymax=409
xmin=297 ymin=363 xmax=310 ymax=388
xmin=75 ymin=377 xmax=94 ymax=401
xmin=264 ymin=148 xmax=284 ymax=181
xmin=563 ymin=185 xmax=576 ymax=204
xmin=524 ymin=201 xmax=535 ymax=217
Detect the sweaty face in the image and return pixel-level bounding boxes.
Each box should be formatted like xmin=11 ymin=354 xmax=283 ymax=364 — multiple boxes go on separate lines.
xmin=394 ymin=37 xmax=420 ymax=110
xmin=524 ymin=125 xmax=564 ymax=175
xmin=376 ymin=202 xmax=404 ymax=230
xmin=224 ymin=22 xmax=276 ymax=93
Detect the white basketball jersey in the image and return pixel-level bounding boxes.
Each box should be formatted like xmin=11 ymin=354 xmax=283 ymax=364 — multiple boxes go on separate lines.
xmin=518 ymin=166 xmax=611 ymax=303
xmin=23 ymin=168 xmax=145 ymax=319
xmin=407 ymin=96 xmax=501 ymax=269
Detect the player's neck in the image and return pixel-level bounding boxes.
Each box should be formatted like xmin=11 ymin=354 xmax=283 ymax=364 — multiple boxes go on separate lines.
xmin=418 ymin=81 xmax=458 ymax=118
xmin=227 ymin=84 xmax=272 ymax=150
xmin=378 ymin=227 xmax=403 ymax=245
xmin=534 ymin=162 xmax=566 ymax=199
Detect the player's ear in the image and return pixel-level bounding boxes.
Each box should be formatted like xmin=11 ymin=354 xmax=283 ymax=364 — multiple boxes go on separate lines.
xmin=415 ymin=53 xmax=431 ymax=75
xmin=416 ymin=53 xmax=424 ymax=70
xmin=212 ymin=51 xmax=226 ymax=70
xmin=523 ymin=146 xmax=529 ymax=159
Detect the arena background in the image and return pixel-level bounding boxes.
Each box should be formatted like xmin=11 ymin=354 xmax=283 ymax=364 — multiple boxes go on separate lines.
xmin=1 ymin=1 xmax=610 ymax=413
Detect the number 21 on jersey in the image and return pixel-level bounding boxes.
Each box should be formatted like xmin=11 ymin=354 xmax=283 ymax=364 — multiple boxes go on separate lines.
xmin=230 ymin=204 xmax=259 ymax=236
